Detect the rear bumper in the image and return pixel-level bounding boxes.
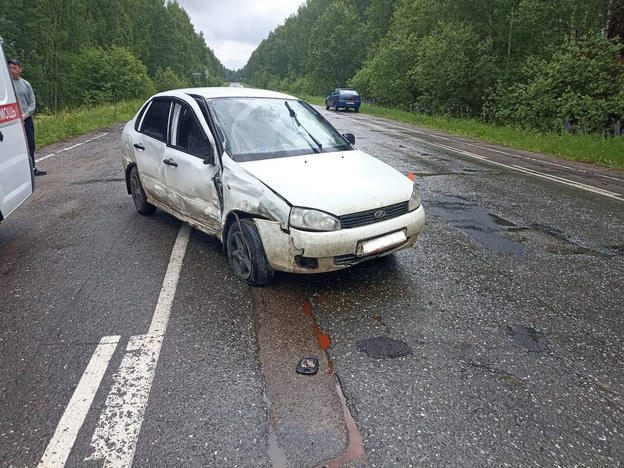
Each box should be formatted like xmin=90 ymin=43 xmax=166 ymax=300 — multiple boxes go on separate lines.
xmin=339 ymin=100 xmax=361 ymax=108
xmin=254 ymin=205 xmax=425 ymax=273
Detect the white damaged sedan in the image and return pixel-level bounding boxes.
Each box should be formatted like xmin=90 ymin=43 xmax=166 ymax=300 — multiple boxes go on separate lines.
xmin=121 ymin=87 xmax=425 ymax=285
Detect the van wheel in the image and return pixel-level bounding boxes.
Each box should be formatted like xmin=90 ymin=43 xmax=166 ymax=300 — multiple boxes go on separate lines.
xmin=226 ymin=218 xmax=274 ymax=286
xmin=130 ymin=166 xmax=156 ymax=215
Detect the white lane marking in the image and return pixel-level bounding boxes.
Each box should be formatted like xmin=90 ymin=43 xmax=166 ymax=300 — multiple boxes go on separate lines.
xmin=508 ymin=164 xmax=624 ymax=200
xmin=38 ymin=336 xmax=120 ymax=467
xmin=359 ymin=120 xmax=624 ymax=202
xmin=363 ymin=118 xmax=624 ymax=184
xmin=36 ymin=133 xmax=109 ymax=162
xmin=86 ymin=224 xmax=191 ymax=468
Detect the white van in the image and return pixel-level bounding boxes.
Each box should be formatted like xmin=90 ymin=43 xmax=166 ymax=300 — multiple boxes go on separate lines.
xmin=0 ymin=35 xmax=33 ymax=222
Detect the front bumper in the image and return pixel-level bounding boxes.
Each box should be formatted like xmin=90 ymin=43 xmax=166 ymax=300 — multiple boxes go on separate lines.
xmin=254 ymin=205 xmax=425 ymax=274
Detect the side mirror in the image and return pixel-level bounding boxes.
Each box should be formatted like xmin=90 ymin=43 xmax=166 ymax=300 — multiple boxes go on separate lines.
xmin=343 ymin=133 xmax=355 ymax=145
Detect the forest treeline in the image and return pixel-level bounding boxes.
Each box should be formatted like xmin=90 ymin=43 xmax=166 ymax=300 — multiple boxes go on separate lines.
xmin=0 ymin=0 xmax=225 ymax=113
xmin=242 ymin=0 xmax=624 ymax=135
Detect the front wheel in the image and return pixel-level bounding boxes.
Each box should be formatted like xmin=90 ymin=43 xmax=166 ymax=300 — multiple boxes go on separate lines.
xmin=129 ymin=166 xmax=156 ymax=215
xmin=325 ymin=101 xmax=329 ymax=110
xmin=226 ymin=218 xmax=274 ymax=286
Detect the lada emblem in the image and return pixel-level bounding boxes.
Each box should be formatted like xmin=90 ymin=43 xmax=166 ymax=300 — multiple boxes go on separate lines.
xmin=374 ymin=210 xmax=386 ymax=219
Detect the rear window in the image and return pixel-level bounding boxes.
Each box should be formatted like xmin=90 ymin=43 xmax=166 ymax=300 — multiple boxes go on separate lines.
xmin=140 ymin=99 xmax=170 ymax=141
xmin=339 ymin=90 xmax=359 ymax=97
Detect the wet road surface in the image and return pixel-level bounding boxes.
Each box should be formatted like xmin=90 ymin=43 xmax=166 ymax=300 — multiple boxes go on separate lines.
xmin=1 ymin=108 xmax=622 ymax=467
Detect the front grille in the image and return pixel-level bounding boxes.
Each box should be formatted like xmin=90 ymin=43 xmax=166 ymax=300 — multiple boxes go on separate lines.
xmin=339 ymin=202 xmax=409 ymax=229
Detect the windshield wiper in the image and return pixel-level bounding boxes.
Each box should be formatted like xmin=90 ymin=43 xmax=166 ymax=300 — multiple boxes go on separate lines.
xmin=284 ymin=101 xmax=323 ymax=153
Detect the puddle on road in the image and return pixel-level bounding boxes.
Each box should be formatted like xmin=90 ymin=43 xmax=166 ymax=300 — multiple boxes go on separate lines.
xmin=426 ymin=194 xmax=610 ymax=257
xmin=357 ymin=336 xmax=412 ymax=359
xmin=413 ymin=167 xmax=490 ymax=178
xmin=413 ymin=171 xmax=459 ymax=178
xmin=68 ymin=177 xmax=124 ymax=185
xmin=426 ymin=195 xmax=529 ymax=255
xmin=507 ymin=324 xmax=550 ymax=352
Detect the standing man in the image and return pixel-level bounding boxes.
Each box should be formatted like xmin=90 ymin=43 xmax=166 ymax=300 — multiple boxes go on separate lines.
xmin=7 ymin=59 xmax=46 ymax=176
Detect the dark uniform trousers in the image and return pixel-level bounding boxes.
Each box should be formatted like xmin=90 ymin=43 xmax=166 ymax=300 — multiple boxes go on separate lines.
xmin=24 ymin=116 xmax=35 ymax=166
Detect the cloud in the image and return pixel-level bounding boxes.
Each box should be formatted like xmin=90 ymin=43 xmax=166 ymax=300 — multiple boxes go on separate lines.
xmin=174 ymin=0 xmax=304 ymax=70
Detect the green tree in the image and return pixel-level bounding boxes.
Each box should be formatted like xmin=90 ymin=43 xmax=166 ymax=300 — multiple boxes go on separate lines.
xmin=307 ymin=0 xmax=370 ymax=93
xmin=410 ymin=23 xmax=498 ymax=116
xmin=489 ymin=34 xmax=624 ymax=133
xmin=153 ymin=66 xmax=190 ymax=92
xmin=71 ymin=46 xmax=156 ymax=106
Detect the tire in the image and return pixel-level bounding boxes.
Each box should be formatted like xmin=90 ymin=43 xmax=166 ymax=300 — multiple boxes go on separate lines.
xmin=129 ymin=166 xmax=156 ymax=215
xmin=334 ymin=103 xmax=339 ymax=111
xmin=325 ymin=101 xmax=329 ymax=110
xmin=355 ymin=107 xmax=359 ymax=113
xmin=226 ymin=218 xmax=274 ymax=286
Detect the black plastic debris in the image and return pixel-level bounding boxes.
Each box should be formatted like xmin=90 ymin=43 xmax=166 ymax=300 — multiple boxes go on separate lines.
xmin=296 ymin=357 xmax=319 ymax=375
xmin=357 ymin=336 xmax=412 ymax=359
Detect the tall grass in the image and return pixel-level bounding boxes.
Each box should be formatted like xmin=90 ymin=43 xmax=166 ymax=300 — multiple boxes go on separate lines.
xmin=34 ymin=100 xmax=144 ymax=147
xmin=297 ymin=94 xmax=624 ymax=170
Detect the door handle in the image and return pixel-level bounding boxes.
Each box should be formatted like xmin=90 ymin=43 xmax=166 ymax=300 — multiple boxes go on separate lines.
xmin=133 ymin=143 xmax=145 ymax=150
xmin=163 ymin=158 xmax=178 ymax=167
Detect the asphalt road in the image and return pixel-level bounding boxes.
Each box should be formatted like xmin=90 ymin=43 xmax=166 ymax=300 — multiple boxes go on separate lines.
xmin=1 ymin=107 xmax=623 ymax=467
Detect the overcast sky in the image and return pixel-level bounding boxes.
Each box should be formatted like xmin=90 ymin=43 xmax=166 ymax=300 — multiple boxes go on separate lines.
xmin=175 ymin=0 xmax=306 ymax=71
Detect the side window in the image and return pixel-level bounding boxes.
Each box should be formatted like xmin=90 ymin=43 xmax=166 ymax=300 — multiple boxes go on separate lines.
xmin=140 ymin=100 xmax=171 ymax=141
xmin=174 ymin=104 xmax=212 ymax=158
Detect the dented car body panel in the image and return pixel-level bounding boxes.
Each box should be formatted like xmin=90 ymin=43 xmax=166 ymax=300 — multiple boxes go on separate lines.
xmin=221 ymin=155 xmax=291 ymax=228
xmin=237 ymin=150 xmax=413 ymax=216
xmin=121 ymin=87 xmax=425 ymax=283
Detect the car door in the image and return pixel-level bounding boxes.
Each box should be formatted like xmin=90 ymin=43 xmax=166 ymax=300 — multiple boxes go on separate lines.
xmin=0 ymin=37 xmax=33 ymax=221
xmin=161 ymin=100 xmax=222 ymax=235
xmin=329 ymin=89 xmax=338 ymax=107
xmin=133 ymin=98 xmax=171 ymax=205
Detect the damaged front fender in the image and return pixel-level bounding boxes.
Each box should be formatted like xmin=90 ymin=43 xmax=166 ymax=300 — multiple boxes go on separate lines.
xmin=221 ymin=155 xmax=291 ymax=227
xmin=253 ymin=219 xmax=304 ymax=272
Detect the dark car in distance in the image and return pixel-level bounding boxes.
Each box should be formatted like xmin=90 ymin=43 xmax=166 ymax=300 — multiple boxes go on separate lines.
xmin=325 ymin=88 xmax=361 ymax=112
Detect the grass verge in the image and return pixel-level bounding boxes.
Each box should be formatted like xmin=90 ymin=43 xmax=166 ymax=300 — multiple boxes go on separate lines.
xmin=34 ymin=100 xmax=144 ymax=147
xmin=297 ymin=93 xmax=624 ymax=170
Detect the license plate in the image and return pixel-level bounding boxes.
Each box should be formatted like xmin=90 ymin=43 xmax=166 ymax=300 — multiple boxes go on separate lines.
xmin=357 ymin=230 xmax=407 ymax=256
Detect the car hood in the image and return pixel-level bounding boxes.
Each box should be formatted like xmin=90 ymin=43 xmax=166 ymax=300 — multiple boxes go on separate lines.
xmin=237 ymin=150 xmax=413 ymax=216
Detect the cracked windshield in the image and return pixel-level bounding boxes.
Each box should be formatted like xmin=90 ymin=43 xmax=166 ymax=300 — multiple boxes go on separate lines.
xmin=210 ymin=98 xmax=350 ymax=161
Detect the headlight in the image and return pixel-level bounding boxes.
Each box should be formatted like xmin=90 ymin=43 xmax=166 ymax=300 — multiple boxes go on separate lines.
xmin=290 ymin=207 xmax=341 ymax=231
xmin=408 ymin=183 xmax=422 ymax=211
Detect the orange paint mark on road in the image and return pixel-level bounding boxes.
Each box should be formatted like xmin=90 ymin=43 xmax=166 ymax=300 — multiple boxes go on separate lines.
xmin=303 ymin=301 xmax=333 ymax=372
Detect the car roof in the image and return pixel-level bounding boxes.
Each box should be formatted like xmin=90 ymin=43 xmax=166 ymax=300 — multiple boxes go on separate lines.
xmin=153 ymin=87 xmax=297 ymax=101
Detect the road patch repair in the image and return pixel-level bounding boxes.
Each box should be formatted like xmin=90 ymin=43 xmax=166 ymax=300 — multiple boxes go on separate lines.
xmin=252 ymin=287 xmax=365 ymax=467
